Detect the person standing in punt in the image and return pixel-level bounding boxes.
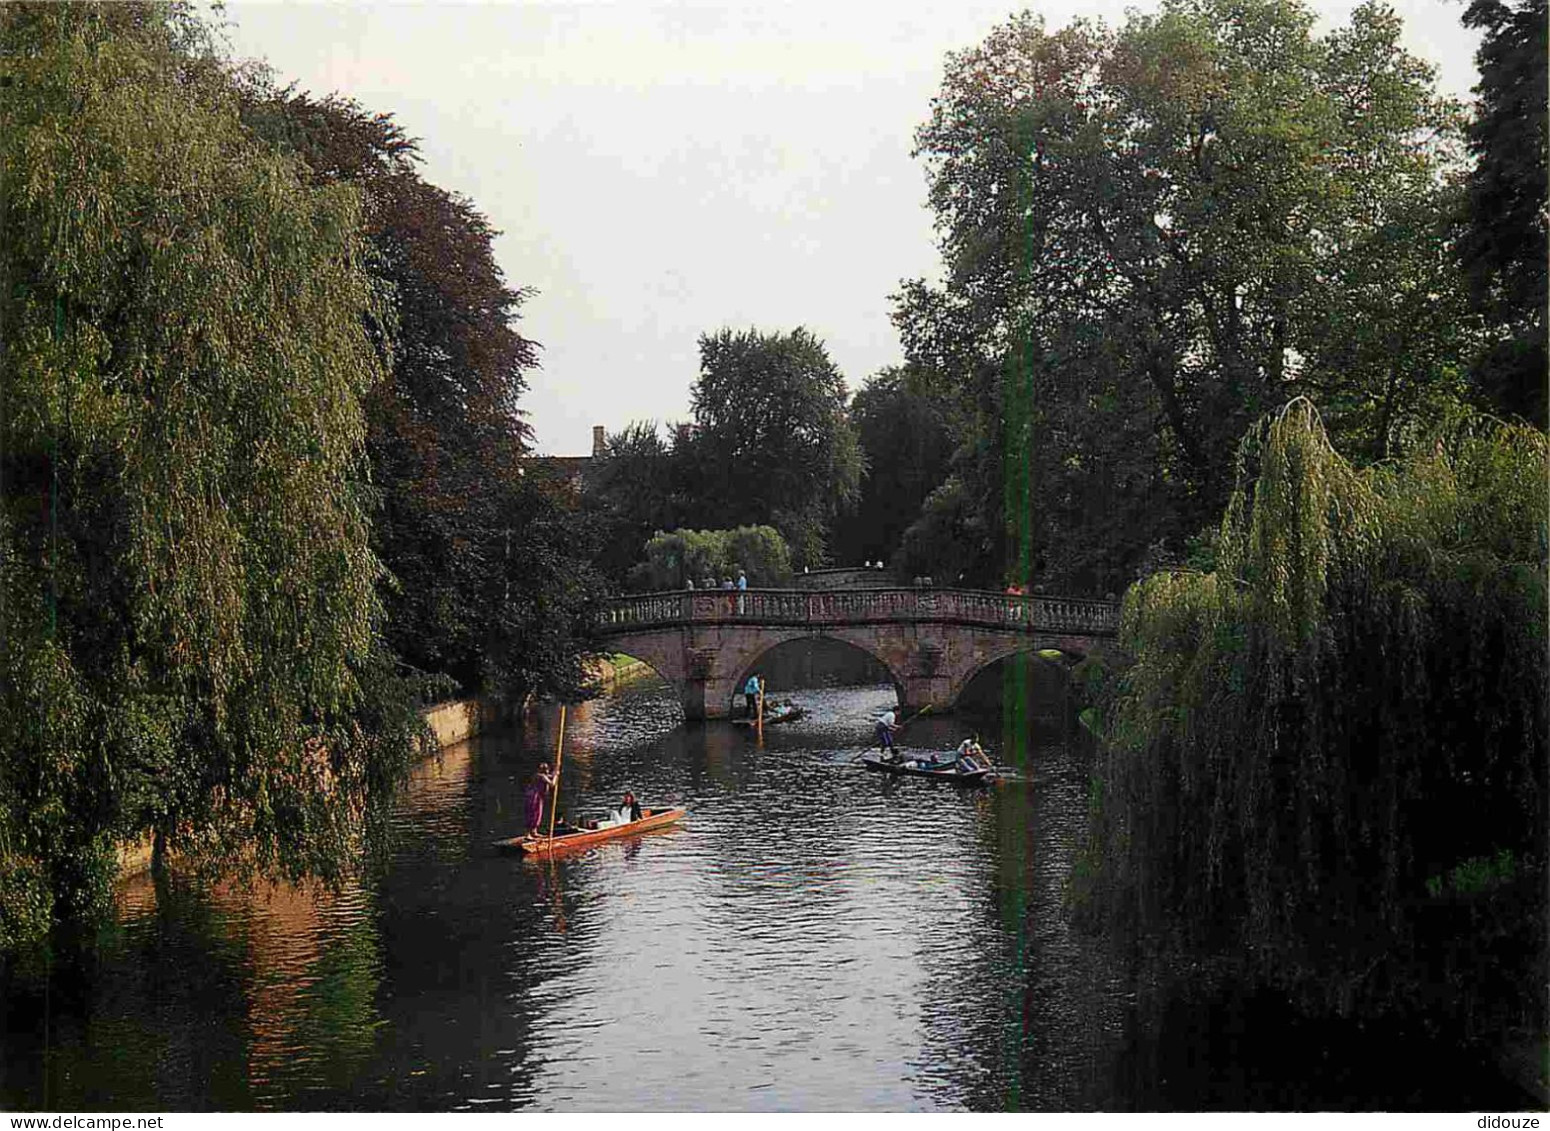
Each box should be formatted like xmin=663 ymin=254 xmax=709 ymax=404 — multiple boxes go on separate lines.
xmin=875 ymin=709 xmax=900 ymax=761
xmin=525 ymin=762 xmax=556 ymax=836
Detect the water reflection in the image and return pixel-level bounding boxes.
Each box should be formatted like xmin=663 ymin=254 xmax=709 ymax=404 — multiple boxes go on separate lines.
xmin=0 ymin=676 xmax=1531 ymax=1110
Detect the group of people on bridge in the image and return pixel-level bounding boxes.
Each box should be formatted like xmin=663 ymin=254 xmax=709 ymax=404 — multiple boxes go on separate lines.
xmin=685 ymin=570 xmax=747 ymax=592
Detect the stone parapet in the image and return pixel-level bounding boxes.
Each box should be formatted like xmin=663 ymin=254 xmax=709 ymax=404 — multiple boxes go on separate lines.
xmin=604 ymin=587 xmax=1120 ymax=637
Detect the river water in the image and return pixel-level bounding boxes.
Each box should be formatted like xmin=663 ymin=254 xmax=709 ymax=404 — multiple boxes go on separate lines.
xmin=0 ymin=678 xmax=1534 ymax=1111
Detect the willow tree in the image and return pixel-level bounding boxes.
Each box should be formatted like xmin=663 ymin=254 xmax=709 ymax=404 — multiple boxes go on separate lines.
xmin=1079 ymin=399 xmax=1547 ymax=1019
xmin=0 ymin=4 xmax=422 ymax=950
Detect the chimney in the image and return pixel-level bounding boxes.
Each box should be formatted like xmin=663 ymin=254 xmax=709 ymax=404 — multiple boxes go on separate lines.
xmin=592 ymin=425 xmax=606 ymax=458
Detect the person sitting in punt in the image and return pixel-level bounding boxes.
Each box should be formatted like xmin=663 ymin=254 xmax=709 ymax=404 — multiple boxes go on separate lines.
xmin=955 ymin=736 xmax=990 ymax=773
xmin=618 ymin=790 xmax=643 ymax=824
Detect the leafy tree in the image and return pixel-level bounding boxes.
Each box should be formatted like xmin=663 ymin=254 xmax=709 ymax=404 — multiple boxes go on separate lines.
xmin=1078 ymin=400 xmax=1546 ymax=1023
xmin=587 ymin=421 xmax=696 ymax=584
xmin=475 ymin=476 xmax=610 ymax=702
xmin=1458 ymin=0 xmax=1548 ymax=428
xmin=241 ymin=88 xmax=605 ymax=702
xmin=833 ymin=366 xmax=955 ymax=569
xmin=686 ymin=328 xmax=862 ymax=568
xmin=895 ymin=0 xmax=1470 ymax=594
xmin=628 ymin=526 xmax=793 ymax=592
xmin=0 ymin=4 xmax=422 ymax=947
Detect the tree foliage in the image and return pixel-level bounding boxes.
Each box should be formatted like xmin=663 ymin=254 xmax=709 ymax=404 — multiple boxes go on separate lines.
xmin=0 ymin=4 xmax=423 ymax=948
xmin=241 ymin=88 xmax=606 ymax=702
xmin=629 ymin=526 xmax=793 ymax=592
xmin=686 ymin=328 xmax=862 ymax=568
xmin=895 ymin=0 xmax=1473 ymax=594
xmin=1079 ymin=400 xmax=1547 ymax=1017
xmin=1458 ymin=0 xmax=1548 ymax=428
xmin=587 ymin=421 xmax=696 ymax=584
xmin=832 ymin=365 xmax=956 ymax=570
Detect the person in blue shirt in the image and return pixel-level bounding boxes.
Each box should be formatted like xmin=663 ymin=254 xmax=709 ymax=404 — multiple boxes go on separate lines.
xmin=743 ymin=673 xmax=762 ymax=717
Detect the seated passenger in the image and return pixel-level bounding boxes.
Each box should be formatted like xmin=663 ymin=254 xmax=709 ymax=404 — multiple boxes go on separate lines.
xmin=618 ymin=790 xmax=643 ymax=823
xmin=970 ymin=742 xmax=992 ymax=772
xmin=954 ymin=737 xmax=977 ymax=773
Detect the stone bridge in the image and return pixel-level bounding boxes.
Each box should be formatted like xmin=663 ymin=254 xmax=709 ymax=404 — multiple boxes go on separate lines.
xmin=599 ymin=587 xmax=1121 ymax=719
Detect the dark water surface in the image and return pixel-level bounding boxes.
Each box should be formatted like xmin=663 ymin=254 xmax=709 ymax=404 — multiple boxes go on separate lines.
xmin=0 ymin=679 xmax=1534 ymax=1111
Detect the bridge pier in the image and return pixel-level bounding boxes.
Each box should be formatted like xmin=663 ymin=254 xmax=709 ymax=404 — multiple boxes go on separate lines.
xmin=677 ymin=675 xmax=739 ymax=721
xmin=899 ymin=675 xmax=954 ymax=714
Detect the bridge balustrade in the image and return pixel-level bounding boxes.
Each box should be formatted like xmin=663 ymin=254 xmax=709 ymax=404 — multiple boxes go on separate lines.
xmin=602 ymin=587 xmax=1119 ymax=636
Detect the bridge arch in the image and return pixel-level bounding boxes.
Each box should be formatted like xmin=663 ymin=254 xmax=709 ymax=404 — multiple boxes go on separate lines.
xmin=726 ymin=630 xmax=909 ymax=710
xmin=942 ymin=634 xmax=1100 ymax=708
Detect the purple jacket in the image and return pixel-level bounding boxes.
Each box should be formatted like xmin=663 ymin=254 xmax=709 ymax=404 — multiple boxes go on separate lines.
xmin=524 ymin=781 xmax=547 ymax=829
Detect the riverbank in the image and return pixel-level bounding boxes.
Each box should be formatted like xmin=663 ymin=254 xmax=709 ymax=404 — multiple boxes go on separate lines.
xmin=592 ymin=652 xmax=653 ymax=686
xmin=113 ymin=695 xmax=510 ymax=878
xmin=113 ymin=658 xmax=659 ymax=878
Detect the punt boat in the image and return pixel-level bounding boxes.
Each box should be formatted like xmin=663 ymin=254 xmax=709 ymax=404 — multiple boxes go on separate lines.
xmin=493 ymin=806 xmax=688 ymax=856
xmin=732 ymin=703 xmax=806 ymax=728
xmin=860 ymin=755 xmax=994 ymax=785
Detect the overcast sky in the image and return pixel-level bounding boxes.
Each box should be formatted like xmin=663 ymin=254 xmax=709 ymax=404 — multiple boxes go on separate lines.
xmin=222 ymin=0 xmax=1484 ymax=456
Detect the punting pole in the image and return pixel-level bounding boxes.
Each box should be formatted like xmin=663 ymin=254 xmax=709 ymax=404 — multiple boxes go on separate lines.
xmin=755 ymin=678 xmax=764 ymax=743
xmin=547 ymin=704 xmax=567 ymax=844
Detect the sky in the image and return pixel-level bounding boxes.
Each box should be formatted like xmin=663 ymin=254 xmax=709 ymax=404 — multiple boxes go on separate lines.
xmin=221 ymin=0 xmax=1485 ymax=456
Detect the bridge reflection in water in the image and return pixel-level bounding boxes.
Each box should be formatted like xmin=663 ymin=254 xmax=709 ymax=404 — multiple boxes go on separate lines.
xmin=601 ymin=588 xmax=1120 ymax=719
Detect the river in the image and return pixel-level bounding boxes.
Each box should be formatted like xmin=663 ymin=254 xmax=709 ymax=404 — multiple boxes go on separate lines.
xmin=0 ymin=678 xmax=1534 ymax=1111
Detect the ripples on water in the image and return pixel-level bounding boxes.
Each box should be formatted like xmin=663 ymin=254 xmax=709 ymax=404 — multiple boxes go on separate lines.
xmin=1 ymin=677 xmax=1525 ymax=1110
xmin=0 ymin=679 xmax=1113 ymax=1111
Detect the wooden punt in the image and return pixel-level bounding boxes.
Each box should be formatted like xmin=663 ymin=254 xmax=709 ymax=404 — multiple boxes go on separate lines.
xmin=493 ymin=807 xmax=687 ymax=856
xmin=860 ymin=755 xmax=994 ymax=785
xmin=731 ymin=705 xmax=806 ymax=728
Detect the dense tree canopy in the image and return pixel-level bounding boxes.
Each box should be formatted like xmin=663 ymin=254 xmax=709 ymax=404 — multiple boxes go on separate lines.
xmin=241 ymin=88 xmax=605 ymax=702
xmin=831 ymin=366 xmax=956 ymax=571
xmin=587 ymin=421 xmax=697 ymax=584
xmin=894 ymin=0 xmax=1473 ymax=593
xmin=686 ymin=328 xmax=862 ymax=568
xmin=1458 ymin=0 xmax=1547 ymax=428
xmin=0 ymin=4 xmax=422 ymax=947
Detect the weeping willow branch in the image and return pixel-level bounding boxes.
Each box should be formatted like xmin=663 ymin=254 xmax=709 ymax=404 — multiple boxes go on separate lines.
xmin=1078 ymin=397 xmax=1548 ymax=1017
